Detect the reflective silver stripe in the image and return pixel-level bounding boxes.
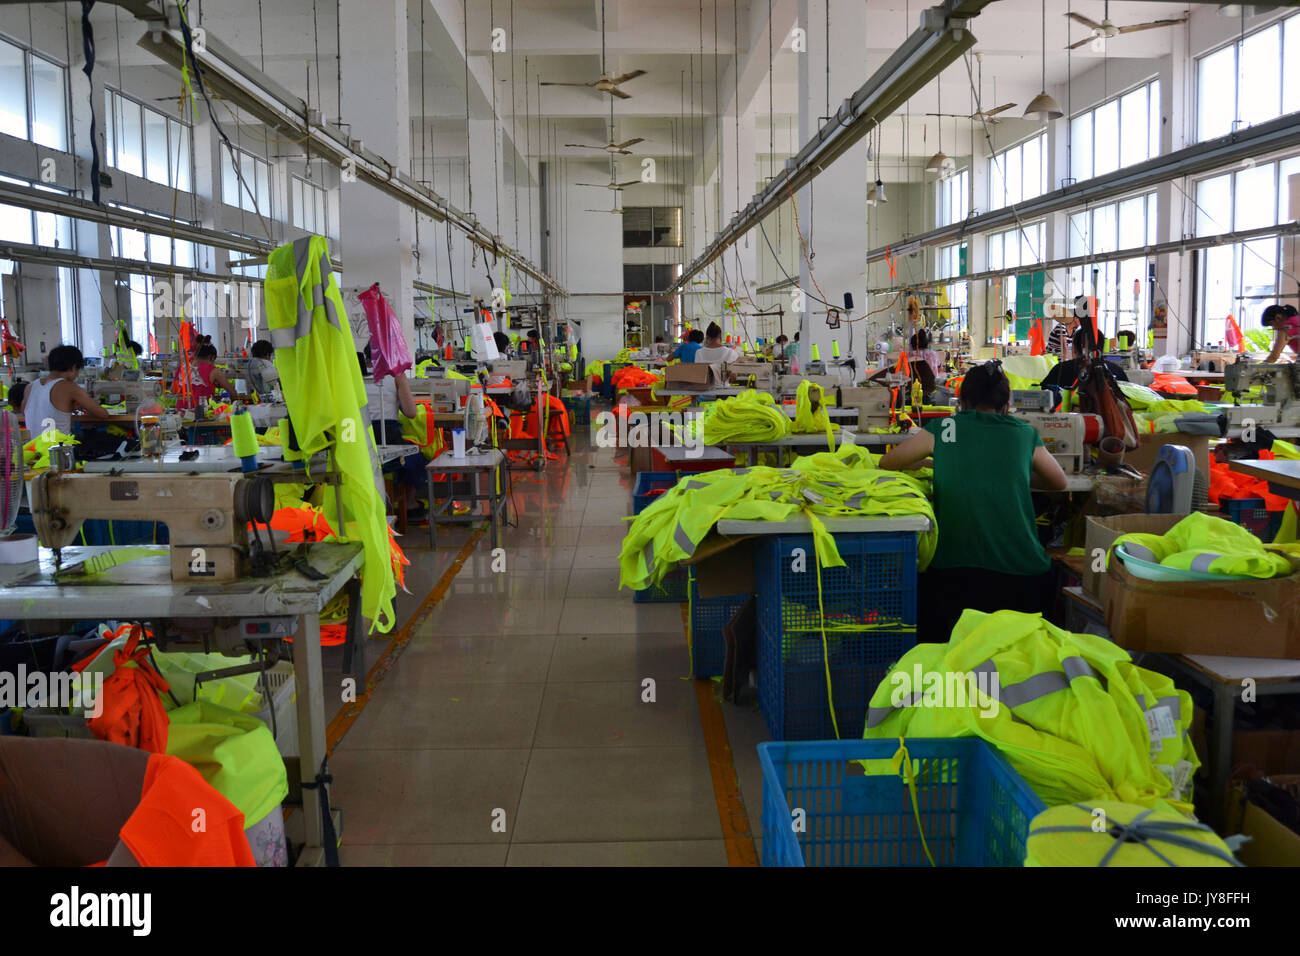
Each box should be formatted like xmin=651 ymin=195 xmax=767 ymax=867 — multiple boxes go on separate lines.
xmin=769 ymin=491 xmax=783 ymax=500
xmin=292 ymin=236 xmax=314 ymax=276
xmin=642 ymin=540 xmax=655 ymax=573
xmin=1189 ymin=552 xmax=1220 ymax=573
xmin=844 ymin=493 xmax=864 ymax=510
xmin=683 ymin=480 xmax=708 ymax=490
xmin=732 ymin=468 xmax=752 ymax=476
xmin=1061 ymin=656 xmax=1097 ymax=682
xmin=802 ymin=489 xmax=824 ymax=504
xmin=865 ymin=706 xmax=895 ymax=728
xmin=875 ymin=475 xmax=899 ymax=483
xmin=1123 ymin=542 xmax=1160 ymax=563
xmin=673 ymin=522 xmax=693 ymax=554
xmin=1154 ymin=695 xmax=1182 ymax=721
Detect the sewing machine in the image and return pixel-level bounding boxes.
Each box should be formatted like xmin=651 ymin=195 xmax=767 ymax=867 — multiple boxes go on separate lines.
xmin=1012 ymin=412 xmax=1101 ymax=473
xmin=488 ymin=359 xmax=527 ymax=382
xmin=1222 ymin=356 xmax=1300 ymax=428
xmin=1010 ymin=389 xmax=1055 ymax=413
xmin=88 ymin=378 xmax=164 ymax=411
xmin=1106 ymin=350 xmax=1155 ymax=387
xmin=725 ymin=360 xmax=775 ymax=392
xmin=29 ymin=472 xmax=275 ymax=582
xmin=839 ymin=386 xmax=893 ymax=432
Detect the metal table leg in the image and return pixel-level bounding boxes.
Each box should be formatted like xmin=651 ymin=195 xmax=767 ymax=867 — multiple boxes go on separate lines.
xmin=427 ymin=469 xmax=437 ymax=551
xmin=1209 ymin=681 xmax=1237 ymax=827
xmin=339 ymin=576 xmax=364 ymax=686
xmin=292 ymin=611 xmax=330 ymax=865
xmin=489 ymin=463 xmax=501 ymax=549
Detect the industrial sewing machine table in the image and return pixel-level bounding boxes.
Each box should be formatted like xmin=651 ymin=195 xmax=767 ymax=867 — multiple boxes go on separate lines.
xmin=0 ymin=541 xmax=365 ymax=867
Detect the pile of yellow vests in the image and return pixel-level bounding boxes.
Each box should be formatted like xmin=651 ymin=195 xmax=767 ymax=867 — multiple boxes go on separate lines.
xmin=1113 ymin=511 xmax=1295 ymax=579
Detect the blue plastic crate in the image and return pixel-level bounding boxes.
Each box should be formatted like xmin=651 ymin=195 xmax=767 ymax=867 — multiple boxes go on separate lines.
xmin=688 ymin=576 xmax=750 ymax=678
xmin=631 ymin=471 xmax=679 ymax=515
xmin=758 ymin=737 xmax=1045 ymax=867
xmin=562 ymin=395 xmax=591 ymax=427
xmin=757 ymin=532 xmax=918 ymax=740
xmin=1219 ymin=496 xmax=1283 ymax=542
xmin=633 ymin=566 xmax=689 ymax=604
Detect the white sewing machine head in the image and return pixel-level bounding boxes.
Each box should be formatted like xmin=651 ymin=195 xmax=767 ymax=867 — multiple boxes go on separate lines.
xmin=88 ymin=378 xmax=164 ymax=411
xmin=1222 ymin=355 xmax=1300 ymax=427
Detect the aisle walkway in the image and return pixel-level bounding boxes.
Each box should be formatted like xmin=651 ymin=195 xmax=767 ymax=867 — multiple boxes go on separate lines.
xmin=327 ymin=431 xmax=767 ymax=865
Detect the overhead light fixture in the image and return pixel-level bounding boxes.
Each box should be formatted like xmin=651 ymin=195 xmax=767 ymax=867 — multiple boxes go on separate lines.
xmin=869 ymin=179 xmax=888 ymax=204
xmin=1217 ymin=4 xmax=1243 ymax=17
xmin=1024 ymin=0 xmax=1064 ymax=121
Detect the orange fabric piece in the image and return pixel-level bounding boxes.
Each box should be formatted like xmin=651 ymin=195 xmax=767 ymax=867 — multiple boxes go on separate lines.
xmin=1150 ymin=372 xmax=1197 ymax=395
xmin=117 ymin=753 xmax=256 ymax=867
xmin=1029 ymin=319 xmax=1046 ymax=356
xmin=86 ymin=627 xmax=170 ymax=754
xmin=611 ymin=365 xmax=659 ymax=389
xmin=1210 ymin=450 xmax=1291 ymax=512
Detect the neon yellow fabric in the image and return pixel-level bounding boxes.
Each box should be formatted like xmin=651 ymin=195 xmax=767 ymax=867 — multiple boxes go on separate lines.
xmin=1002 ymin=354 xmax=1058 ymax=385
xmin=23 ymin=430 xmax=78 ymax=469
xmin=792 ymin=379 xmax=837 ymax=451
xmin=166 ymin=700 xmax=289 ymax=827
xmin=619 ymin=445 xmax=936 ymax=593
xmin=863 ymin=609 xmax=1199 ymax=814
xmin=397 ymin=406 xmax=446 ymax=460
xmin=698 ymin=389 xmax=791 ymax=444
xmin=1026 ymin=802 xmax=1239 ymax=866
xmin=264 ymin=235 xmax=395 ymax=633
xmin=1113 ymin=511 xmax=1293 ymax=579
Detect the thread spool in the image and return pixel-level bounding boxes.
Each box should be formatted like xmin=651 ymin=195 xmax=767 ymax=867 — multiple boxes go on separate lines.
xmin=230 ymin=412 xmax=259 ymax=473
xmin=832 ymin=341 xmax=841 ymax=359
xmin=810 ymin=344 xmax=821 ymax=362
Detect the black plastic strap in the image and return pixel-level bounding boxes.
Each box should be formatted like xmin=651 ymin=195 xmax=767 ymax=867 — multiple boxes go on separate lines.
xmin=79 ymin=1 xmax=100 ymax=205
xmin=300 ymin=760 xmax=339 ymax=867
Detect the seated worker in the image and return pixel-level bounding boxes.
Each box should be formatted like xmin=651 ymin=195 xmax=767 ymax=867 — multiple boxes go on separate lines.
xmin=359 ymin=350 xmax=425 ymax=517
xmin=1115 ymin=329 xmax=1137 ymax=351
xmin=693 ymin=322 xmax=741 ymax=372
xmin=671 ymin=328 xmax=705 ymax=362
xmin=879 ymin=361 xmax=1068 ymax=642
xmin=20 ymin=345 xmax=110 ymax=437
xmin=7 ymin=379 xmax=26 ymax=413
xmin=245 ymin=339 xmax=278 ymax=400
xmin=786 ymin=331 xmax=800 ymax=360
xmin=1261 ymin=304 xmax=1299 ymax=362
xmin=773 ymin=334 xmax=789 ymax=359
xmin=1040 ymin=327 xmax=1129 ymax=391
xmin=179 ymin=344 xmax=245 ymax=408
xmin=910 ymin=329 xmax=943 ymax=375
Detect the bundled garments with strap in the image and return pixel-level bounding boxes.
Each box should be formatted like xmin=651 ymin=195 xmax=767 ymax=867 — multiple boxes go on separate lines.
xmin=1026 ymin=801 xmax=1239 ymax=866
xmin=618 ymin=445 xmax=936 ymax=594
xmin=1113 ymin=510 xmax=1294 ymax=579
xmin=791 ymin=380 xmax=837 ymax=452
xmin=263 ymin=235 xmax=396 ymax=633
xmin=862 ymin=609 xmax=1200 ymax=815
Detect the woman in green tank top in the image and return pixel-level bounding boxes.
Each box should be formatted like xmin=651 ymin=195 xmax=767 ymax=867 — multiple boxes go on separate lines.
xmin=879 ymin=362 xmax=1068 ymax=641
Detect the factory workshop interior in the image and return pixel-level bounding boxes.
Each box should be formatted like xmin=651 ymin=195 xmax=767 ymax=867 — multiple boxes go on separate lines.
xmin=1 ymin=0 xmax=1299 ymax=904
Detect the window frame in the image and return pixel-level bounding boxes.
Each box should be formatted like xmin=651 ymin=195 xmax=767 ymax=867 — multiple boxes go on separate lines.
xmin=1195 ymin=10 xmax=1299 ymax=142
xmin=104 ymin=87 xmax=193 ymax=190
xmin=987 ymin=132 xmax=1048 ymax=211
xmin=1068 ymin=78 xmax=1161 ymax=184
xmin=221 ymin=144 xmax=274 ymax=217
xmin=0 ymin=35 xmax=70 ymax=151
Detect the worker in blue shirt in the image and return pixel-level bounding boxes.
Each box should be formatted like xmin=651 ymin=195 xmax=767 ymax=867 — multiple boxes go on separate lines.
xmin=671 ymin=328 xmax=705 ymax=362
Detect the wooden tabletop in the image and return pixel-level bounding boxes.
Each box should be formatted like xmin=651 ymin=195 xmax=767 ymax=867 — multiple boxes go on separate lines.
xmin=1229 ymin=458 xmax=1300 ymax=491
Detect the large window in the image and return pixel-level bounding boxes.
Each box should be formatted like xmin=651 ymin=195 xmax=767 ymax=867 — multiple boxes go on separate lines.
xmin=104 ymin=89 xmax=191 ymax=190
xmin=935 ymin=169 xmax=969 ymax=228
xmin=291 ymin=176 xmax=328 ymax=235
xmin=1070 ymin=80 xmax=1160 ymax=183
xmin=1194 ymin=154 xmax=1300 ymax=345
xmin=221 ymin=145 xmax=272 ymax=216
xmin=0 ymin=37 xmax=67 ymax=151
xmin=935 ymin=242 xmax=967 ymax=328
xmin=988 ymin=133 xmax=1047 ymax=211
xmin=1197 ymin=11 xmax=1300 ymax=141
xmin=622 ymin=207 xmax=683 ymax=248
xmin=1065 ymin=192 xmax=1158 ymax=339
xmin=986 ymin=222 xmax=1046 ymax=337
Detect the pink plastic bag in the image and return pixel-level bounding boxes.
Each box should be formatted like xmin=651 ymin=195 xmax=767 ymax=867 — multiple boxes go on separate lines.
xmin=358 ymin=283 xmax=413 ymax=380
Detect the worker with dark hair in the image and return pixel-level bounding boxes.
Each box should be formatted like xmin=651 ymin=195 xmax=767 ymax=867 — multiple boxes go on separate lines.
xmin=1261 ymin=303 xmax=1300 ymax=362
xmin=7 ymin=379 xmax=26 ymax=413
xmin=181 ymin=343 xmax=244 ymax=407
xmin=695 ymin=322 xmax=740 ymax=368
xmin=671 ymin=328 xmax=705 ymax=362
xmin=246 ymin=339 xmax=277 ymax=398
xmin=909 ymin=329 xmax=943 ymax=375
xmin=1040 ymin=328 xmax=1129 ymax=391
xmin=879 ymin=361 xmax=1068 ymax=641
xmin=20 ymin=345 xmax=109 ymax=437
xmin=1115 ymin=329 xmax=1137 ymax=350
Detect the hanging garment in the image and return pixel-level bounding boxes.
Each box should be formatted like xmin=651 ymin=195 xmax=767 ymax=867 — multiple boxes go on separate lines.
xmin=358 ymin=283 xmax=414 ymax=380
xmin=862 ymin=609 xmax=1200 ymax=815
xmin=264 ymin=236 xmax=396 ymax=633
xmin=86 ymin=626 xmax=171 ymax=755
xmin=792 ymin=379 xmax=836 ymax=451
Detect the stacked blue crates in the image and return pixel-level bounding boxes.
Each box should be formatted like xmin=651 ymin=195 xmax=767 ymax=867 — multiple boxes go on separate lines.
xmin=758 ymin=738 xmax=1045 ymax=866
xmin=1219 ymin=496 xmax=1283 ymax=542
xmin=757 ymin=532 xmax=918 ymax=740
xmin=687 ymin=575 xmax=749 ymax=678
xmin=630 ymin=472 xmax=688 ymax=603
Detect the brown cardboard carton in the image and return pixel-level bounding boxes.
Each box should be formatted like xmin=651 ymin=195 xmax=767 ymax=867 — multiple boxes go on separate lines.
xmin=1082 ymin=513 xmax=1185 ymax=606
xmin=1223 ymin=776 xmax=1300 ymax=866
xmin=1125 ymin=432 xmax=1210 ymax=478
xmin=664 ymin=363 xmax=717 ymax=390
xmin=1105 ymin=557 xmax=1300 ymax=658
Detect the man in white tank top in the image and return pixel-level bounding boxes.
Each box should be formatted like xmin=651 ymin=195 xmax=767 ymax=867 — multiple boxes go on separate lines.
xmin=19 ymin=345 xmax=110 ymax=438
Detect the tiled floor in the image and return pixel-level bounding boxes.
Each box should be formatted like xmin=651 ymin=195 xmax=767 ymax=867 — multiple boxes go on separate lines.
xmin=327 ymin=427 xmax=770 ymax=867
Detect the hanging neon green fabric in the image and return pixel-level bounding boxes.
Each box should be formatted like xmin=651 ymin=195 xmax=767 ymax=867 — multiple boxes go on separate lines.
xmin=792 ymin=379 xmax=837 ymax=450
xmin=862 ymin=609 xmax=1199 ymax=815
xmin=1113 ymin=511 xmax=1293 ymax=579
xmin=264 ymin=235 xmax=396 ymax=633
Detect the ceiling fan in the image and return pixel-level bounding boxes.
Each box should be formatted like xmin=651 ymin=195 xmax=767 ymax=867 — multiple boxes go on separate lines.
xmin=575 ymin=171 xmax=641 ymax=192
xmin=565 ymin=137 xmax=646 ymax=155
xmin=1065 ymin=2 xmax=1186 ymax=51
xmin=583 ymin=206 xmax=625 ymax=215
xmin=540 ymin=1 xmax=646 ymax=99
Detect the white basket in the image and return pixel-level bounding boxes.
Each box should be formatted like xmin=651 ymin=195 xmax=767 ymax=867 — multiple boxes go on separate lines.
xmin=252 ymin=662 xmax=299 ymax=758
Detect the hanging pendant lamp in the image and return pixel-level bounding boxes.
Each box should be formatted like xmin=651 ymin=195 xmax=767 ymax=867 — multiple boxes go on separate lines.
xmin=926 ymin=75 xmax=949 ymax=173
xmin=1024 ymin=0 xmax=1064 ymax=121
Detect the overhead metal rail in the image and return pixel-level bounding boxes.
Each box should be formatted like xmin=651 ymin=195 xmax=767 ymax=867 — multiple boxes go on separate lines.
xmin=667 ymin=0 xmax=994 ymax=294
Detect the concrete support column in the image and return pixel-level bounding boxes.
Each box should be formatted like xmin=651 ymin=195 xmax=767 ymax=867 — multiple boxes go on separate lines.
xmin=1157 ymin=46 xmax=1192 ymax=356
xmin=339 ymin=0 xmax=415 ymax=345
xmin=796 ymin=0 xmax=867 ymax=371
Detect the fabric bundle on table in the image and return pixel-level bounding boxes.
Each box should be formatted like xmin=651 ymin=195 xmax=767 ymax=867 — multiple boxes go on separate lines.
xmin=1112 ymin=510 xmax=1294 ymax=579
xmin=694 ymin=389 xmax=791 ymax=445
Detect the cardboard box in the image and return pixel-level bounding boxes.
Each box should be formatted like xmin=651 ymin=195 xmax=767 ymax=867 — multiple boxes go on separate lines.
xmin=1125 ymin=432 xmax=1211 ymax=478
xmin=1224 ymin=776 xmax=1300 ymax=866
xmin=1105 ymin=557 xmax=1300 ymax=659
xmin=1082 ymin=513 xmax=1185 ymax=606
xmin=1232 ymin=730 xmax=1300 ymax=777
xmin=664 ymin=363 xmax=717 ymax=390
